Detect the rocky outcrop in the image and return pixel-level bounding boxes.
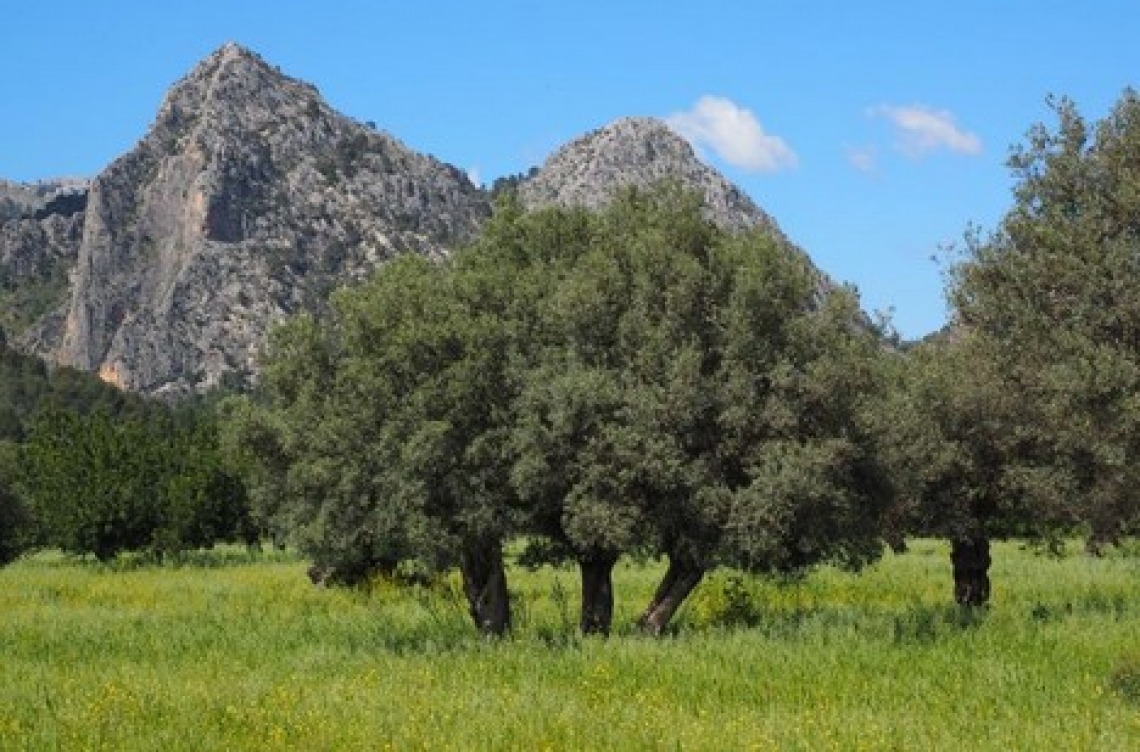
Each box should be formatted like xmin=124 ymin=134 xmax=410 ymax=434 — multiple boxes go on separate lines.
xmin=0 ymin=209 xmax=84 ymax=344
xmin=54 ymin=43 xmax=489 ymax=396
xmin=3 ymin=47 xmax=813 ymax=399
xmin=519 ymin=117 xmax=781 ymax=236
xmin=0 ymin=179 xmax=88 ymax=344
xmin=0 ymin=178 xmax=88 ymax=223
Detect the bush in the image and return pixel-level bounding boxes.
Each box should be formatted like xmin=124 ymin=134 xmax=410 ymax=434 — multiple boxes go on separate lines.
xmin=1109 ymin=656 xmax=1140 ymax=705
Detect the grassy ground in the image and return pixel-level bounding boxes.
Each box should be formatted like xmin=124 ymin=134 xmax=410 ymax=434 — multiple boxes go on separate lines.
xmin=0 ymin=540 xmax=1136 ymax=750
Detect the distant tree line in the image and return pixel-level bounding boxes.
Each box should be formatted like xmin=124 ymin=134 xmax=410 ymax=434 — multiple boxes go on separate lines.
xmin=0 ymin=331 xmax=253 ymax=564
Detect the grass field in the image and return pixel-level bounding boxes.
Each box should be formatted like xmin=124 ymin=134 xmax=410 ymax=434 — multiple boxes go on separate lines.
xmin=0 ymin=540 xmax=1136 ymax=750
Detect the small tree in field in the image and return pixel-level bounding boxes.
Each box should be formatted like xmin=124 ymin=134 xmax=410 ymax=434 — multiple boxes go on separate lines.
xmin=874 ymin=333 xmax=1038 ymax=606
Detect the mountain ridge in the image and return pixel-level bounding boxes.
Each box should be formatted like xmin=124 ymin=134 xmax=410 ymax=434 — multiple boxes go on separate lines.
xmin=519 ymin=116 xmax=781 ymax=237
xmin=1 ymin=43 xmax=806 ymax=398
xmin=51 ymin=42 xmax=490 ymax=396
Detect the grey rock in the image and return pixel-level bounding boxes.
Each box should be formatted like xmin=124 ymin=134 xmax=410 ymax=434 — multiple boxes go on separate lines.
xmin=3 ymin=47 xmax=823 ymax=399
xmin=519 ymin=117 xmax=782 ymax=236
xmin=53 ymin=42 xmax=490 ymax=397
xmin=0 ymin=211 xmax=83 ymax=345
xmin=0 ymin=178 xmax=89 ymax=223
xmin=518 ymin=116 xmax=835 ymax=302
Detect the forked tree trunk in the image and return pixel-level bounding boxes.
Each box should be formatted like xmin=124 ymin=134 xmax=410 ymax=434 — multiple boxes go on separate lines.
xmin=460 ymin=541 xmax=511 ymax=636
xmin=579 ymin=554 xmax=618 ymax=636
xmin=951 ymin=536 xmax=991 ymax=607
xmin=637 ymin=556 xmax=705 ymax=636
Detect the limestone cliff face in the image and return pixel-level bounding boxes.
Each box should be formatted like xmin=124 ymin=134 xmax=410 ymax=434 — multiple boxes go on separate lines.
xmin=519 ymin=117 xmax=782 ymax=236
xmin=3 ymin=48 xmax=818 ymax=398
xmin=56 ymin=43 xmax=489 ymax=396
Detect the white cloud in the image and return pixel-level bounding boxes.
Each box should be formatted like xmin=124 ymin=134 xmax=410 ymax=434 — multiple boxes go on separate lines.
xmin=667 ymin=95 xmax=798 ymax=173
xmin=871 ymin=104 xmax=982 ymax=157
xmin=847 ymin=145 xmax=877 ymax=173
xmin=466 ymin=166 xmax=483 ymax=188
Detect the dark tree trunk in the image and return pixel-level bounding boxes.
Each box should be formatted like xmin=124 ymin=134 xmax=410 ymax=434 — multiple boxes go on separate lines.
xmin=579 ymin=554 xmax=618 ymax=636
xmin=460 ymin=541 xmax=511 ymax=636
xmin=951 ymin=536 xmax=991 ymax=607
xmin=637 ymin=556 xmax=705 ymax=636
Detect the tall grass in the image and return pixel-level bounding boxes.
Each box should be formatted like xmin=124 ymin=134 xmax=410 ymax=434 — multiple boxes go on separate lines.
xmin=0 ymin=540 xmax=1136 ymax=750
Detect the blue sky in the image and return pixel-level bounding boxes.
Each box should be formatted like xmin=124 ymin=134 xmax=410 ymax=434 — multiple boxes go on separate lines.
xmin=2 ymin=1 xmax=1137 ymax=338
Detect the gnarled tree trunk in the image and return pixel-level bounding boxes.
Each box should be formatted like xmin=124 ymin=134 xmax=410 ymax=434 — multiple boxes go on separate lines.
xmin=950 ymin=536 xmax=991 ymax=607
xmin=460 ymin=541 xmax=511 ymax=636
xmin=579 ymin=553 xmax=618 ymax=636
xmin=637 ymin=555 xmax=705 ymax=636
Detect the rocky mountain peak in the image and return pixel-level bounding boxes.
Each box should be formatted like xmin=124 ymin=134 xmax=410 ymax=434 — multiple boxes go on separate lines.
xmin=49 ymin=45 xmax=490 ymax=397
xmin=155 ymin=42 xmax=324 ymax=139
xmin=188 ymin=40 xmax=266 ymax=79
xmin=3 ymin=44 xmax=808 ymax=399
xmin=519 ymin=116 xmax=781 ymax=236
xmin=178 ymin=41 xmax=281 ymax=95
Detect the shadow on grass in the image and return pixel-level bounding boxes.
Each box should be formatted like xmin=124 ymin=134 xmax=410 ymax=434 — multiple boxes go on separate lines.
xmin=665 ymin=576 xmax=994 ymax=645
xmin=1029 ymin=591 xmax=1131 ymax=623
xmin=682 ymin=601 xmax=992 ymax=645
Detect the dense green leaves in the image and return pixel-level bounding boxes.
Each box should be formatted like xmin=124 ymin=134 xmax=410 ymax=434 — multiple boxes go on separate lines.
xmin=228 ymin=248 xmax=524 ymax=632
xmin=18 ymin=405 xmax=251 ymax=561
xmin=950 ymin=91 xmax=1140 ymax=550
xmin=236 ymin=184 xmax=893 ymax=634
xmin=0 ymin=439 xmax=30 ymax=564
xmin=1 ymin=333 xmax=254 ymax=565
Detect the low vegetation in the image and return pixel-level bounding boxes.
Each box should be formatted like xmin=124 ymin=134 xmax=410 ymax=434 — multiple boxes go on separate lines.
xmin=0 ymin=541 xmax=1135 ymax=750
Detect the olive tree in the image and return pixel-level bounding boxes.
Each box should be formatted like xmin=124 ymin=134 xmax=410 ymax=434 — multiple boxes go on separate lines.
xmin=873 ymin=332 xmax=1040 ymax=606
xmin=951 ymin=91 xmax=1140 ymax=558
xmin=236 ymin=185 xmax=893 ymax=637
xmin=510 ymin=186 xmax=892 ymax=635
xmin=228 ymin=229 xmax=526 ymax=635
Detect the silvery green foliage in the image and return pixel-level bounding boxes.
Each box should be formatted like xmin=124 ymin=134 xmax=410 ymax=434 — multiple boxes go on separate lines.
xmin=949 ymin=91 xmax=1140 ymax=548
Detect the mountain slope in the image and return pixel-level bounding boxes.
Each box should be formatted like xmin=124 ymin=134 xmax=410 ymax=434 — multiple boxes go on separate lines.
xmin=519 ymin=117 xmax=781 ymax=236
xmin=53 ymin=43 xmax=490 ymax=396
xmin=1 ymin=46 xmax=826 ymax=399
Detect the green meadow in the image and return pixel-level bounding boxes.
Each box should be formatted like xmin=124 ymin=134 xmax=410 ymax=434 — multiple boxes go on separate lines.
xmin=1 ymin=540 xmax=1136 ymax=751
